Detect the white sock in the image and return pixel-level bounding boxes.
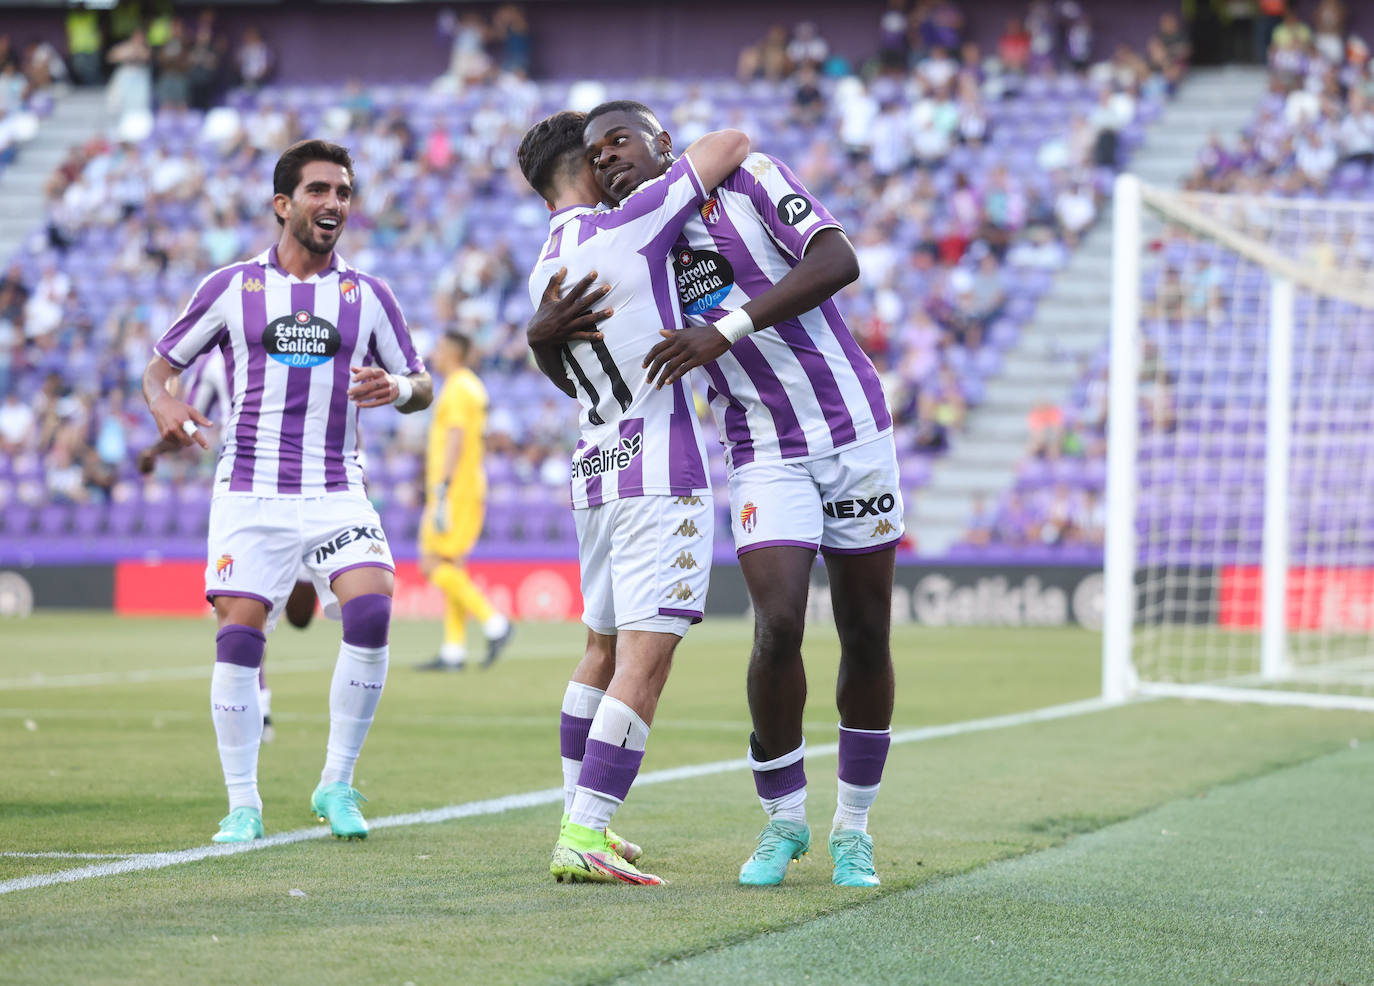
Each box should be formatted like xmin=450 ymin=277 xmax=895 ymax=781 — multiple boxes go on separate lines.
xmin=320 ymin=640 xmax=388 ymax=787
xmin=484 ymin=613 xmax=510 ymax=639
xmin=587 ymin=696 xmax=651 ymax=750
xmin=763 ymin=788 xmax=808 ymax=825
xmin=568 ymin=788 xmax=619 ymax=832
xmin=211 ymin=662 xmax=263 ymax=811
xmin=439 ymin=642 xmax=467 ymax=666
xmin=259 ymin=687 xmax=272 ymax=719
xmin=833 ymin=779 xmax=881 ymax=833
xmin=560 ymin=682 xmax=605 ymax=814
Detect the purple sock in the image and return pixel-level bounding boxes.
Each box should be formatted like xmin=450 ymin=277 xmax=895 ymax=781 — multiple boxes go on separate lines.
xmin=754 ymin=757 xmax=807 ymax=800
xmin=837 ymin=726 xmax=891 ymax=787
xmin=577 ymin=739 xmax=644 ymax=802
xmin=560 ymin=713 xmax=593 ymax=760
xmin=341 ymin=593 xmax=391 ymax=648
xmin=216 ymin=625 xmax=265 ymax=669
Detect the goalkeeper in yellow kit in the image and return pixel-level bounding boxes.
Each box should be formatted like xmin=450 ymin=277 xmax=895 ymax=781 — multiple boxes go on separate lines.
xmin=416 ymin=331 xmax=513 ymax=670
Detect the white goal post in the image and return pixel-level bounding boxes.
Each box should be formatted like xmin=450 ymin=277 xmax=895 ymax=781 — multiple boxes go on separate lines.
xmin=1103 ymin=174 xmax=1374 ymax=712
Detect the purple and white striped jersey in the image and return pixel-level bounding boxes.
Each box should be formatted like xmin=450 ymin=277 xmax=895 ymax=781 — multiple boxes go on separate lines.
xmin=673 ymin=152 xmax=893 ymax=471
xmin=528 ymin=155 xmax=714 ymax=509
xmin=154 ymin=246 xmax=423 ymax=497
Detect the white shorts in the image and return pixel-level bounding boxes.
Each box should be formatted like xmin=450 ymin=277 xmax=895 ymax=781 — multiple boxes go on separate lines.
xmin=206 ymin=493 xmax=393 ymax=632
xmin=296 ymin=562 xmax=341 ymax=623
xmin=728 ymin=435 xmax=905 ymax=556
xmin=574 ymin=494 xmax=714 ymax=636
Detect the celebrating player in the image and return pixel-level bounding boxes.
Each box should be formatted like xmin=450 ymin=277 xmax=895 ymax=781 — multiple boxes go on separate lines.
xmin=567 ymin=101 xmax=900 ymax=887
xmin=141 ymin=139 xmax=432 ymax=844
xmin=416 ymin=329 xmax=513 ymax=671
xmin=518 ymin=111 xmax=749 ymax=884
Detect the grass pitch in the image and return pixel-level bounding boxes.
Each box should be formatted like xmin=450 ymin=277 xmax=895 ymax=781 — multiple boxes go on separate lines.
xmin=1 ymin=614 xmax=1371 ymax=986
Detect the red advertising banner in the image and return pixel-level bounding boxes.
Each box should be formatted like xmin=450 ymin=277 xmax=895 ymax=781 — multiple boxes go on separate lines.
xmin=114 ymin=559 xmax=583 ymax=620
xmin=1218 ymin=565 xmax=1374 ymax=630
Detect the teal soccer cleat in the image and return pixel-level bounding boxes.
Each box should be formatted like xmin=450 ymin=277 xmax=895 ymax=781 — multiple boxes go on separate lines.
xmin=310 ymin=782 xmax=369 ymax=840
xmin=829 ymin=829 xmax=880 ymax=887
xmin=211 ymin=806 xmax=264 ymax=844
xmin=738 ymin=819 xmax=810 ymax=886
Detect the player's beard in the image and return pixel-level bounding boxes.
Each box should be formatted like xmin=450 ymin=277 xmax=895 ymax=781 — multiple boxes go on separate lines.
xmin=291 ymin=211 xmax=339 ymax=256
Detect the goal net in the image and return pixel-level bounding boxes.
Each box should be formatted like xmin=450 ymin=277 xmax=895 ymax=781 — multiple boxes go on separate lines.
xmin=1103 ymin=175 xmax=1374 ymax=712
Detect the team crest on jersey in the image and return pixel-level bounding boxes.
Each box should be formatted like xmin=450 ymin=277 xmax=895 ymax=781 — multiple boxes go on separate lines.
xmin=241 ymin=277 xmax=264 ymax=293
xmin=674 ymin=248 xmax=735 ymax=317
xmin=215 ymin=554 xmax=234 ymax=581
xmin=700 ymin=196 xmax=721 ymax=226
xmin=339 ymin=279 xmax=360 ymax=304
xmin=740 ymin=502 xmax=758 ymax=534
xmin=264 ymin=310 xmax=342 ymax=368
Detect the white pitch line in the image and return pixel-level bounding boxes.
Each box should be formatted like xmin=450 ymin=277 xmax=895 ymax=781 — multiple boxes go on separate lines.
xmin=2 ymin=852 xmax=135 ymax=860
xmin=0 ymin=695 xmax=1116 ymax=897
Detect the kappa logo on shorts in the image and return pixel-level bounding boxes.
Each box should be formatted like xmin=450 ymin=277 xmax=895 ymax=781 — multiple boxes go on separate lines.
xmin=872 ymin=519 xmax=898 ymax=538
xmin=215 ymin=554 xmax=234 ymax=581
xmin=312 ymin=525 xmax=387 ymax=565
xmin=673 ymin=495 xmax=703 ymax=505
xmin=739 ymin=502 xmax=758 ymax=533
xmin=670 ymin=550 xmax=699 ymax=570
xmin=672 ymin=519 xmax=700 ymax=538
xmin=367 ymin=543 xmax=385 ymax=556
xmin=667 ymin=580 xmax=696 ymax=602
xmin=823 ymin=493 xmax=897 ymax=519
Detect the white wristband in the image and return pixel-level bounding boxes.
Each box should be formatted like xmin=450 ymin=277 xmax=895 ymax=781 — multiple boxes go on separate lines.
xmin=711 ymin=308 xmax=755 ymax=345
xmin=389 ymin=374 xmax=414 ymax=406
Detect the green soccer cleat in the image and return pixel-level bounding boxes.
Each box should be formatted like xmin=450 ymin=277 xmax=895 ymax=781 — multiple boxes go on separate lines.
xmin=738 ymin=818 xmax=810 ymax=886
xmin=310 ymin=782 xmax=369 ymax=840
xmin=560 ymin=812 xmax=643 ymax=863
xmin=550 ymin=821 xmax=663 ymax=885
xmin=211 ymin=806 xmax=263 ymax=844
xmin=829 ymin=829 xmax=880 ymax=887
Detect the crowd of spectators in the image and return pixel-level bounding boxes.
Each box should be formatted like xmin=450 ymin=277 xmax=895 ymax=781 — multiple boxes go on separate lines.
xmin=1 ymin=1 xmax=1190 ymax=557
xmin=1186 ymin=0 xmax=1371 ymax=196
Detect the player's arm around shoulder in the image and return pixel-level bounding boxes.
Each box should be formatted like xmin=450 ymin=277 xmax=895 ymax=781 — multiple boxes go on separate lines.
xmin=681 ymin=129 xmax=751 ymax=192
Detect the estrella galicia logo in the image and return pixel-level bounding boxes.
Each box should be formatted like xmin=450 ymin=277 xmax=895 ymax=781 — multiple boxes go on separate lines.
xmin=673 ymin=248 xmax=735 ymax=316
xmin=778 ymin=193 xmax=813 ymax=226
xmin=264 ymin=309 xmax=341 ymax=368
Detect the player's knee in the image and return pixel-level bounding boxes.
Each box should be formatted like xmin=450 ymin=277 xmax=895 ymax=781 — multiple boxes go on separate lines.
xmin=341 ymin=593 xmax=391 ymax=650
xmin=752 ymin=610 xmax=805 ymax=664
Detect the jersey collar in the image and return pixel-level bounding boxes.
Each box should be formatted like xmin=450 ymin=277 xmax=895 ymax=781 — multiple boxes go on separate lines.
xmin=257 ymin=244 xmax=345 ymax=281
xmin=548 ymin=205 xmax=594 ymax=232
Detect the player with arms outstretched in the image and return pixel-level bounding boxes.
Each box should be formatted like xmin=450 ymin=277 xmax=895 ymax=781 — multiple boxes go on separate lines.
xmin=518 ymin=110 xmax=749 ymax=884
xmin=568 ymin=101 xmax=900 ymax=887
xmin=142 ymin=139 xmax=433 ymax=844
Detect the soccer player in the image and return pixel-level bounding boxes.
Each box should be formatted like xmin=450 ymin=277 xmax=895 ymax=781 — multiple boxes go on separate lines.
xmin=575 ymin=102 xmax=901 ymax=887
xmin=141 ymin=139 xmax=432 ymax=844
xmin=517 ymin=110 xmax=749 ymax=884
xmin=416 ymin=329 xmax=513 ymax=671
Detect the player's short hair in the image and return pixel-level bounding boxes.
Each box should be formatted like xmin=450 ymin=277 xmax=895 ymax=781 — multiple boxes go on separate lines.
xmin=517 ymin=111 xmax=588 ymax=201
xmin=272 ymin=139 xmax=355 ymax=227
xmin=585 ymin=100 xmax=662 ymax=137
xmin=442 ymin=329 xmax=472 ymax=359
